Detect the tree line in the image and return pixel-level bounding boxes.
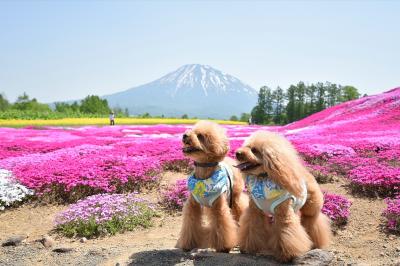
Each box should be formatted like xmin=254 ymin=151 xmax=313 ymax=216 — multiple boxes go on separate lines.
xmin=0 ymin=92 xmax=129 ymax=119
xmin=250 ymin=82 xmax=361 ymax=125
xmin=1 ymin=83 xmax=361 ymax=122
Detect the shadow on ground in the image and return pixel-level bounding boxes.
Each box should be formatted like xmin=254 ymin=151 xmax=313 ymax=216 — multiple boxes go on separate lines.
xmin=128 ymin=248 xmax=333 ymax=266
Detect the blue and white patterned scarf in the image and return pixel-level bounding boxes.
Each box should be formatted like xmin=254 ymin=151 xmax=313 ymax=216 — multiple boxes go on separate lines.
xmin=187 ymin=162 xmax=233 ymax=207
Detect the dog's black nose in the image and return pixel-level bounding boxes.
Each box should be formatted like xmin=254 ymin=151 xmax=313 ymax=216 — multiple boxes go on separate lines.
xmin=182 ymin=133 xmax=189 ymax=142
xmin=236 ymin=151 xmax=244 ymax=161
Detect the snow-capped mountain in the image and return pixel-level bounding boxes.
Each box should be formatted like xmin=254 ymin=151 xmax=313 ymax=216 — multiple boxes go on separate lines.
xmin=103 ymin=64 xmax=257 ymax=119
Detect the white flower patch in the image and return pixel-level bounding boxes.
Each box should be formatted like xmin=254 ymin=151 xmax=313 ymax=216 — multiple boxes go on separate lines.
xmin=0 ymin=169 xmax=34 ymax=211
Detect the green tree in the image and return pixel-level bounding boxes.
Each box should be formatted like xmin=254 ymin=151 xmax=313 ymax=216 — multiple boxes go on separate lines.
xmin=0 ymin=94 xmax=10 ymax=111
xmin=141 ymin=112 xmax=151 ymax=118
xmin=55 ymin=102 xmax=73 ymax=113
xmin=286 ymin=85 xmax=296 ymax=123
xmin=294 ymin=82 xmax=306 ymax=120
xmin=272 ymin=86 xmax=285 ymax=124
xmin=13 ymin=92 xmax=31 ymax=111
xmin=342 ymin=86 xmax=360 ymax=101
xmin=263 ymin=86 xmax=274 ymax=122
xmin=315 ymin=82 xmax=326 ymax=112
xmin=251 ymin=105 xmax=265 ymax=124
xmin=80 ymin=95 xmax=110 ymax=114
xmin=70 ymin=101 xmax=80 ymax=112
xmin=13 ymin=92 xmax=51 ymax=112
xmin=326 ymin=82 xmax=342 ymax=107
xmin=230 ymin=115 xmax=238 ymax=121
xmin=181 ymin=114 xmax=189 ymax=119
xmin=240 ymin=113 xmax=251 ymax=123
xmin=251 ymin=86 xmax=274 ymax=124
xmin=305 ymin=84 xmax=317 ymax=115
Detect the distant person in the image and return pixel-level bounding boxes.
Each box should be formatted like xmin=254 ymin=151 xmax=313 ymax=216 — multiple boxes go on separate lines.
xmin=109 ymin=112 xmax=115 ymax=126
xmin=248 ymin=115 xmax=253 ymax=125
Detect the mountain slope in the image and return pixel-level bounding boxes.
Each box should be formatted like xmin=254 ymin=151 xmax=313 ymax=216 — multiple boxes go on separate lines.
xmin=285 ymin=87 xmax=400 ymax=132
xmin=103 ymin=64 xmax=257 ymax=119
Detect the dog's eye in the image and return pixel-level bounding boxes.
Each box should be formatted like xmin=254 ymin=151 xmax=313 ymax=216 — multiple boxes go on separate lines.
xmin=251 ymin=147 xmax=259 ymax=154
xmin=197 ymin=134 xmax=205 ymax=142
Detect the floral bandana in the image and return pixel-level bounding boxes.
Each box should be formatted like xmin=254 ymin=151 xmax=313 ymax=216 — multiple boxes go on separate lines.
xmin=187 ymin=162 xmax=233 ymax=207
xmin=246 ymin=174 xmax=307 ymax=215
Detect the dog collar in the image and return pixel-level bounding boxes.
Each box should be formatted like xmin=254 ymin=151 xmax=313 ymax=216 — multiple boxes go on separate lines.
xmin=194 ymin=161 xmax=219 ymax=167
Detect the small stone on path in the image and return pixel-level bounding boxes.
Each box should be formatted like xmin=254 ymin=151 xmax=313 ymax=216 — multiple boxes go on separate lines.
xmin=53 ymin=247 xmax=74 ymax=253
xmin=294 ymin=249 xmax=334 ymax=265
xmin=2 ymin=235 xmax=27 ymax=247
xmin=40 ymin=235 xmax=55 ymax=248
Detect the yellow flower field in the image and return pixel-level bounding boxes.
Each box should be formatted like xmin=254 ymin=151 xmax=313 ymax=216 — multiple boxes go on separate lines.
xmin=0 ymin=117 xmax=246 ymax=127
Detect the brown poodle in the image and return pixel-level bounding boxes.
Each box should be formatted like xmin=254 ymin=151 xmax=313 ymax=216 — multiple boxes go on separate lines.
xmin=176 ymin=120 xmax=248 ymax=252
xmin=235 ymin=130 xmax=331 ymax=262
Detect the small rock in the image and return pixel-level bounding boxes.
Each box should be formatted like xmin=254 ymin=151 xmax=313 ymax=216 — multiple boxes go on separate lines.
xmin=53 ymin=247 xmax=74 ymax=253
xmin=380 ymin=252 xmax=385 ymax=257
xmin=2 ymin=235 xmax=27 ymax=247
xmin=396 ymin=247 xmax=400 ymax=252
xmin=383 ymin=244 xmax=388 ymax=248
xmin=115 ymin=263 xmax=120 ymax=266
xmin=41 ymin=235 xmax=55 ymax=248
xmin=337 ymin=257 xmax=344 ymax=261
xmin=293 ymin=249 xmax=334 ymax=265
xmin=80 ymin=237 xmax=87 ymax=243
xmin=87 ymin=250 xmax=102 ymax=256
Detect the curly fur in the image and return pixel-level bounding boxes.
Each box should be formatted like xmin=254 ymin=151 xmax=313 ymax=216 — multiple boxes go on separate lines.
xmin=176 ymin=120 xmax=248 ymax=252
xmin=236 ymin=130 xmax=332 ymax=262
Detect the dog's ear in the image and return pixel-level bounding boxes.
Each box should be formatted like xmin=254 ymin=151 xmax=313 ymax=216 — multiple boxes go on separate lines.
xmin=261 ymin=145 xmax=303 ymax=197
xmin=204 ymin=131 xmax=229 ymax=156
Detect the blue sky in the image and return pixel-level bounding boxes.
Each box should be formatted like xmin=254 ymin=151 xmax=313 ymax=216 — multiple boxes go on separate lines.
xmin=1 ymin=1 xmax=399 ymax=102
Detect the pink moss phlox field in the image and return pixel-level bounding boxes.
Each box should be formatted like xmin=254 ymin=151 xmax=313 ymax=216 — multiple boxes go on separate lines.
xmin=383 ymin=196 xmax=400 ymax=233
xmin=0 ymin=126 xmax=189 ymax=197
xmin=286 ymin=88 xmax=400 ymax=196
xmin=322 ymin=192 xmax=352 ymax=226
xmin=0 ymin=88 xmax=399 ymax=207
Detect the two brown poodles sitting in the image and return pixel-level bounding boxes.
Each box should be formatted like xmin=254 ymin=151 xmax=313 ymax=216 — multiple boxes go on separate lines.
xmin=176 ymin=120 xmax=331 ymax=262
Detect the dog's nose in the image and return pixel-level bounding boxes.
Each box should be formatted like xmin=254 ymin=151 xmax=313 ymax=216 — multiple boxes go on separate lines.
xmin=182 ymin=133 xmax=189 ymax=143
xmin=236 ymin=151 xmax=244 ymax=161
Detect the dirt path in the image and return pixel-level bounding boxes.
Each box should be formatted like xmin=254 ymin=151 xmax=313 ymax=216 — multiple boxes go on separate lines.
xmin=1 ymin=172 xmax=399 ymax=265
xmin=320 ymin=180 xmax=400 ymax=265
